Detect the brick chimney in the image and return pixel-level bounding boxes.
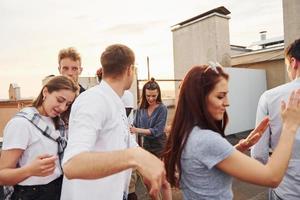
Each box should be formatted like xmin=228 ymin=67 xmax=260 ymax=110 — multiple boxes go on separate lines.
xmin=9 ymin=83 xmax=21 ymax=100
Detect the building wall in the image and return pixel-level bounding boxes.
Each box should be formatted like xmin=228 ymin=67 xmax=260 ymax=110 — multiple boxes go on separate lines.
xmin=283 ymin=0 xmax=300 ymax=48
xmin=232 ymin=59 xmax=286 ymax=90
xmin=172 ymin=13 xmax=231 ymax=81
xmin=0 ymin=108 xmax=20 ymax=137
xmin=78 ymin=76 xmax=98 ymax=90
xmin=0 ymin=100 xmax=32 ymax=137
xmin=172 ymin=13 xmax=231 ymax=99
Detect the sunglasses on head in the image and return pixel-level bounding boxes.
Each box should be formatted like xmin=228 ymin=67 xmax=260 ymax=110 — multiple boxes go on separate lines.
xmin=204 ymin=61 xmax=223 ymax=74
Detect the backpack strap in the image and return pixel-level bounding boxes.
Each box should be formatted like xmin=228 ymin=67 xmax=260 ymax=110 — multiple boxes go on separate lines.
xmin=15 ymin=107 xmax=67 ymax=165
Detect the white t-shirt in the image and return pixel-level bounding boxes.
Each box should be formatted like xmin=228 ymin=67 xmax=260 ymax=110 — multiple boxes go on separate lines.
xmin=2 ymin=115 xmax=62 ymax=185
xmin=121 ymin=90 xmax=137 ymax=144
xmin=61 ymin=81 xmax=137 ymax=200
xmin=121 ymin=90 xmax=134 ymax=124
xmin=121 ymin=90 xmax=134 ymax=109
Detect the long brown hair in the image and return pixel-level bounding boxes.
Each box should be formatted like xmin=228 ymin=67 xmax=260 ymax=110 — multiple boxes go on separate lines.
xmin=163 ymin=65 xmax=229 ymax=187
xmin=33 ymin=75 xmax=78 ymax=129
xmin=139 ymin=78 xmax=162 ymax=109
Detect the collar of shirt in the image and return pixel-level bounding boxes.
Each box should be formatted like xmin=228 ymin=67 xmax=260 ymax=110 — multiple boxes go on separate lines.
xmin=99 ymin=80 xmax=126 ymax=113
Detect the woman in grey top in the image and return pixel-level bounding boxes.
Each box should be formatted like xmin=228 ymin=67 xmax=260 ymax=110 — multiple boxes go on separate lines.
xmin=163 ymin=65 xmax=300 ymax=200
xmin=130 ymin=78 xmax=167 ymax=157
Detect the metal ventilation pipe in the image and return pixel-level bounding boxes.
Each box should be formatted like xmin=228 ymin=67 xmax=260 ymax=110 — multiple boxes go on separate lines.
xmin=260 ymin=31 xmax=267 ymax=41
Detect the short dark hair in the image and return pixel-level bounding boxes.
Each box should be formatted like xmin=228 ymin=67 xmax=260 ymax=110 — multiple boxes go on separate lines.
xmin=285 ymin=38 xmax=300 ymax=61
xmin=100 ymin=44 xmax=135 ymax=78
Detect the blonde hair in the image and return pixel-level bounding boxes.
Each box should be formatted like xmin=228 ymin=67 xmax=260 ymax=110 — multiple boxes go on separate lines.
xmin=58 ymin=47 xmax=81 ymax=66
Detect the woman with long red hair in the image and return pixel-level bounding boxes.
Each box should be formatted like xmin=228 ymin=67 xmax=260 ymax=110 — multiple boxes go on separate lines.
xmin=164 ymin=65 xmax=300 ymax=199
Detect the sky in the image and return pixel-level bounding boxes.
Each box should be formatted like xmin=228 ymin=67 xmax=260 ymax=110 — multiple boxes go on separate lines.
xmin=0 ymin=0 xmax=283 ymax=99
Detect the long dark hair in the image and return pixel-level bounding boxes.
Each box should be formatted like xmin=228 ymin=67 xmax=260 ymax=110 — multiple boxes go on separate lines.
xmin=33 ymin=75 xmax=78 ymax=129
xmin=139 ymin=78 xmax=162 ymax=109
xmin=163 ymin=65 xmax=229 ymax=187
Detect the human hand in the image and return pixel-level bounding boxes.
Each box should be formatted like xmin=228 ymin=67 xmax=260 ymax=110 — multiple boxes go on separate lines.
xmin=236 ymin=117 xmax=269 ymax=152
xmin=26 ymin=154 xmax=57 ymax=177
xmin=129 ymin=125 xmax=138 ymax=134
xmin=161 ymin=179 xmax=172 ymax=200
xmin=132 ymin=147 xmax=166 ymax=199
xmin=281 ymin=89 xmax=300 ymax=129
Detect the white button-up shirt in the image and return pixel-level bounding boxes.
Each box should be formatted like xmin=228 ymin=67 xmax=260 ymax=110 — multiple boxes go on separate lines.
xmin=61 ymin=81 xmax=136 ymax=200
xmin=251 ymin=78 xmax=300 ymax=199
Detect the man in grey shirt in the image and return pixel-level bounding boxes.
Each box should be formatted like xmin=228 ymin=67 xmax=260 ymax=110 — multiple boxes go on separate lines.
xmin=251 ymin=38 xmax=300 ymax=200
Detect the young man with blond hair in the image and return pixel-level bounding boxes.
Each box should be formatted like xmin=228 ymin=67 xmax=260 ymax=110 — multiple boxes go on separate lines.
xmin=58 ymin=47 xmax=85 ymax=93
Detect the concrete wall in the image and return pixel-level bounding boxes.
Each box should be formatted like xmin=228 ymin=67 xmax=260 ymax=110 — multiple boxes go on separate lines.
xmin=0 ymin=108 xmax=20 ymax=137
xmin=283 ymin=0 xmax=300 ymax=48
xmin=232 ymin=60 xmax=285 ymax=89
xmin=172 ymin=13 xmax=231 ymax=82
xmin=0 ymin=100 xmax=32 ymax=137
xmin=231 ymin=46 xmax=285 ymax=90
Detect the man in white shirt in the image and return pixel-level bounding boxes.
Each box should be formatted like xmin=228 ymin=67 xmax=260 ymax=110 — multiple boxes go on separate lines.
xmin=61 ymin=44 xmax=170 ymax=200
xmin=251 ymin=38 xmax=300 ymax=200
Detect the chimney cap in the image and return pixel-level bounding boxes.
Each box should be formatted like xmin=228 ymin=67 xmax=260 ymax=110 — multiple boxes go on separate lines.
xmin=172 ymin=6 xmax=230 ymax=27
xmin=9 ymin=83 xmax=20 ymax=89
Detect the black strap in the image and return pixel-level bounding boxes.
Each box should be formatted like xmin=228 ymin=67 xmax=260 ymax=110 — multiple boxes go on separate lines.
xmin=15 ymin=111 xmax=67 ymax=169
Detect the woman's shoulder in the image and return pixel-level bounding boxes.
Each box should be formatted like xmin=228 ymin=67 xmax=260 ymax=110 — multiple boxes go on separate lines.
xmin=3 ymin=115 xmax=33 ymax=142
xmin=191 ymin=126 xmax=221 ymax=135
xmin=6 ymin=116 xmax=32 ymax=128
xmin=187 ymin=126 xmax=233 ymax=155
xmin=189 ymin=126 xmax=227 ymax=143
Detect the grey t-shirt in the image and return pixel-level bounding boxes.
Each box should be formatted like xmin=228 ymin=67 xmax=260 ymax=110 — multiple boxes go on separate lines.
xmin=180 ymin=126 xmax=235 ymax=200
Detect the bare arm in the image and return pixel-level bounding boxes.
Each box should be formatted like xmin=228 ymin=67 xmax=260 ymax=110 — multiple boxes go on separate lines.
xmin=218 ymin=124 xmax=296 ymax=187
xmin=217 ymin=89 xmax=300 ymax=187
xmin=63 ymin=147 xmax=167 ymax=198
xmin=63 ymin=148 xmax=137 ymax=179
xmin=0 ymin=149 xmax=57 ymax=185
xmin=130 ymin=126 xmax=151 ymax=136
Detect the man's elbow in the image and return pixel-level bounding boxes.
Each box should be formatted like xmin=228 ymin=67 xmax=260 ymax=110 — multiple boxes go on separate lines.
xmin=63 ymin=161 xmax=76 ymax=180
